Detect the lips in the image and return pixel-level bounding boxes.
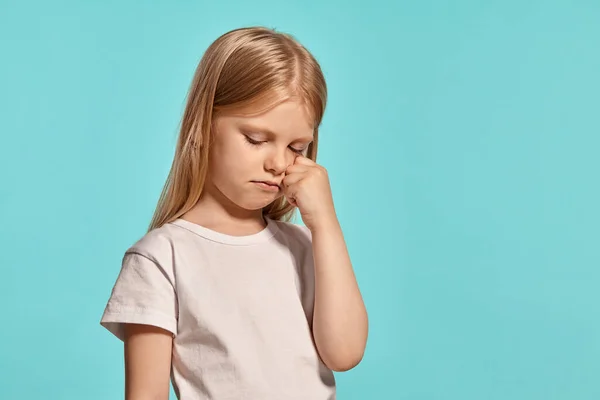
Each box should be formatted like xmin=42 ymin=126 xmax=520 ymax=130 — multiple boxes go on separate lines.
xmin=252 ymin=180 xmax=282 ymax=192
xmin=253 ymin=180 xmax=280 ymax=188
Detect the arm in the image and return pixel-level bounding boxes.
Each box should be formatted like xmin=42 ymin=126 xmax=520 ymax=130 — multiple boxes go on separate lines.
xmin=310 ymin=217 xmax=368 ymax=372
xmin=282 ymin=156 xmax=368 ymax=372
xmin=124 ymin=324 xmax=173 ymax=400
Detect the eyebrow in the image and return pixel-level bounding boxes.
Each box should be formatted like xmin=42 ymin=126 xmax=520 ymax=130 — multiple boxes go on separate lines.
xmin=241 ymin=124 xmax=314 ymax=143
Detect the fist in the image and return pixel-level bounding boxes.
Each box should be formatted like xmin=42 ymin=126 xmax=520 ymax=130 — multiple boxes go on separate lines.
xmin=282 ymin=156 xmax=336 ymax=231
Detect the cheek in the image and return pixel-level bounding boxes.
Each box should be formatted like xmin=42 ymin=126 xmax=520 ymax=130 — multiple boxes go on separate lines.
xmin=234 ymin=141 xmax=265 ymax=169
xmin=210 ymin=142 xmax=259 ymax=183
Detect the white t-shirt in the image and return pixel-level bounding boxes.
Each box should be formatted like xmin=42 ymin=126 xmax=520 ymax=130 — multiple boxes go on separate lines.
xmin=100 ymin=217 xmax=336 ymax=400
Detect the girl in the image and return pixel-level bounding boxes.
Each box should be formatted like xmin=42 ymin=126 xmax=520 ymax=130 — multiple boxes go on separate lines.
xmin=100 ymin=26 xmax=368 ymax=400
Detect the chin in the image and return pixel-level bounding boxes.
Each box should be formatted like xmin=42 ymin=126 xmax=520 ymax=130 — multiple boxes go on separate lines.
xmin=238 ymin=199 xmax=278 ymax=211
xmin=234 ymin=193 xmax=283 ymax=212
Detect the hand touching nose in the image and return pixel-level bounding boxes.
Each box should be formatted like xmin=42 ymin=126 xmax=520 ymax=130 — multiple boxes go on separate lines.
xmin=282 ymin=155 xmax=336 ymax=231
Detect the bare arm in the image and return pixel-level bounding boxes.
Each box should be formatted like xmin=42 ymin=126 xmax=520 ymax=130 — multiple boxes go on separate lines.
xmin=281 ymin=156 xmax=368 ymax=372
xmin=311 ymin=217 xmax=369 ymax=372
xmin=124 ymin=324 xmax=173 ymax=400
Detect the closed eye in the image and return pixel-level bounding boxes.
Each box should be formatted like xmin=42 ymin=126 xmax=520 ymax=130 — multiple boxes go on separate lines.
xmin=245 ymin=134 xmax=306 ymax=154
xmin=244 ymin=135 xmax=265 ymax=146
xmin=289 ymin=146 xmax=305 ymax=154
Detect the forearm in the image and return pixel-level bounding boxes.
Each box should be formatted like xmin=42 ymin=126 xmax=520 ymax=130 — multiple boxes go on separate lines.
xmin=310 ymin=217 xmax=368 ymax=372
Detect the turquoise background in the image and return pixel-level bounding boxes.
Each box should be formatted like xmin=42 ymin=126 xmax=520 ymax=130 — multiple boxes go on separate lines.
xmin=1 ymin=0 xmax=598 ymax=399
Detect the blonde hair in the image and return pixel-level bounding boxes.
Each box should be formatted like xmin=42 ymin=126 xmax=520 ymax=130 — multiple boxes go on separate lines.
xmin=147 ymin=27 xmax=327 ymax=232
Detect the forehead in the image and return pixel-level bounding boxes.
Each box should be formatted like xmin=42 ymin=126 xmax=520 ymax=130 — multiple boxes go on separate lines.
xmin=219 ymin=99 xmax=315 ymax=138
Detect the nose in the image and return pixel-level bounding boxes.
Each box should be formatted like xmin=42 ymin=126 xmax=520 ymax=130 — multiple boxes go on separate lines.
xmin=265 ymin=147 xmax=292 ymax=176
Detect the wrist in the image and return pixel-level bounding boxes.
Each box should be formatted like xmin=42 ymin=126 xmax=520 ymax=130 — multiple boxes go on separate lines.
xmin=308 ymin=214 xmax=340 ymax=234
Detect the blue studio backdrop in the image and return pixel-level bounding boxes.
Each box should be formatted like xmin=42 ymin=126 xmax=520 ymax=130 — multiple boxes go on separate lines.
xmin=1 ymin=1 xmax=598 ymax=399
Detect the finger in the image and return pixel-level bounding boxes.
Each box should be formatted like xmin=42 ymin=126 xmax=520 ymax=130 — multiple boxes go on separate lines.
xmin=284 ymin=183 xmax=302 ymax=207
xmin=282 ymin=171 xmax=306 ymax=188
xmin=282 ymin=173 xmax=307 ymax=207
xmin=287 ymin=195 xmax=297 ymax=207
xmin=285 ymin=164 xmax=310 ymax=175
xmin=293 ymin=155 xmax=318 ymax=167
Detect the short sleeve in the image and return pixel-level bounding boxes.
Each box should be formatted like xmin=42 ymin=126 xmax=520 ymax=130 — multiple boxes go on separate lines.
xmin=100 ymin=251 xmax=178 ymax=341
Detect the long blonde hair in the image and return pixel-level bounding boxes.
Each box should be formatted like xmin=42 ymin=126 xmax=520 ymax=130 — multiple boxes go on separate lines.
xmin=148 ymin=27 xmax=327 ymax=232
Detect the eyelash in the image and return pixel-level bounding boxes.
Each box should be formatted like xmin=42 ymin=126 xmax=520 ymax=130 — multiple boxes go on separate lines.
xmin=244 ymin=135 xmax=305 ymax=155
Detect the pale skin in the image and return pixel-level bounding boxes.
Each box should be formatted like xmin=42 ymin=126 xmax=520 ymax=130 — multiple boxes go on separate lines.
xmin=123 ymin=99 xmax=368 ymax=399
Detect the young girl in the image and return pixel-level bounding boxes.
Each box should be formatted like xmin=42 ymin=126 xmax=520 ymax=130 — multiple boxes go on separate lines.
xmin=100 ymin=26 xmax=368 ymax=400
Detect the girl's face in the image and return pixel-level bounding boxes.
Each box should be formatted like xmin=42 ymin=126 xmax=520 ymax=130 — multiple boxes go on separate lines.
xmin=206 ymin=99 xmax=315 ymax=213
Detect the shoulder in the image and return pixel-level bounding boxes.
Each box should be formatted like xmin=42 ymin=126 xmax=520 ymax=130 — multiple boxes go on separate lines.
xmin=270 ymin=219 xmax=312 ymax=249
xmin=124 ymin=222 xmax=185 ymax=271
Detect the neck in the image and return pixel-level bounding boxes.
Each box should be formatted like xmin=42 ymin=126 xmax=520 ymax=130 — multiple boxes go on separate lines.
xmin=181 ymin=182 xmax=266 ymax=236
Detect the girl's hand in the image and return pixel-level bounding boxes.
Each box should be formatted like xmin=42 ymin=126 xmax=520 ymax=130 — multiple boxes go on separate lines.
xmin=282 ymin=156 xmax=337 ymax=231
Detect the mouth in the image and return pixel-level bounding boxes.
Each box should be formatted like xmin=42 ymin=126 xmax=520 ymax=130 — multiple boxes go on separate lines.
xmin=252 ymin=180 xmax=281 ymax=191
